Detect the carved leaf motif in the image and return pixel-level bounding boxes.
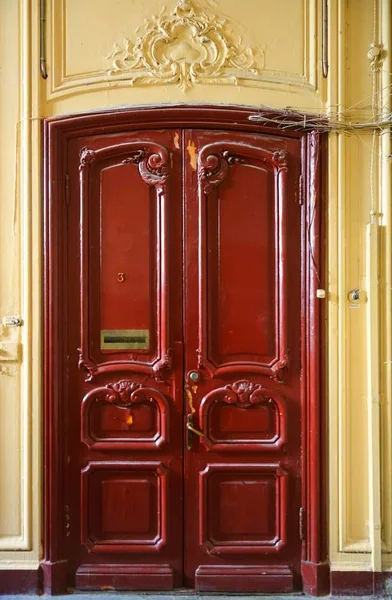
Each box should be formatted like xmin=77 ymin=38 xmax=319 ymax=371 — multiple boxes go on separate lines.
xmin=220 ymin=379 xmax=269 ymax=409
xmin=100 ymin=379 xmax=154 ymax=407
xmin=106 ymin=0 xmax=263 ymax=92
xmin=105 ymin=380 xmax=142 ymax=405
xmin=121 ymin=150 xmax=146 ymax=164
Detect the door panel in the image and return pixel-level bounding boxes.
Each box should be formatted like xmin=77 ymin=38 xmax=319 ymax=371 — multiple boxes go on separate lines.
xmin=183 ymin=130 xmax=302 ymax=592
xmin=80 ymin=460 xmax=168 ymax=554
xmin=62 ymin=126 xmax=303 ymax=593
xmin=195 ymin=139 xmax=291 ymax=379
xmin=65 ymin=130 xmax=184 ymax=589
xmin=78 ymin=140 xmax=173 ymax=380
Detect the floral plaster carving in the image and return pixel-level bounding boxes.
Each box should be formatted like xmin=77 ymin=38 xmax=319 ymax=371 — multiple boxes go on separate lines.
xmin=106 ymin=0 xmax=263 ymax=91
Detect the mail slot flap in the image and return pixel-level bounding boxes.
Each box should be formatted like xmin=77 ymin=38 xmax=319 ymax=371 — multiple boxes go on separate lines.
xmin=100 ymin=329 xmax=149 ymax=350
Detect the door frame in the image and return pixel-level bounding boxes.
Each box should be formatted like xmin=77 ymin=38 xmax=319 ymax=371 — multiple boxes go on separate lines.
xmin=42 ymin=104 xmax=327 ymax=595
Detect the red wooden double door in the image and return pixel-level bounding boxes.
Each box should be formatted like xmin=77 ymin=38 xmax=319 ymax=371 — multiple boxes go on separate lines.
xmin=59 ymin=125 xmax=305 ymax=593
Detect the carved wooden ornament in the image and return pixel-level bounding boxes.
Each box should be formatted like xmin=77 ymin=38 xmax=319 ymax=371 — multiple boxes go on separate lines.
xmin=106 ymin=0 xmax=263 ymax=91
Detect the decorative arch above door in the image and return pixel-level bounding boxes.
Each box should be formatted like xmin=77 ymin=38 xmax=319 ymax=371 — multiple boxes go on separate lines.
xmin=43 ymin=105 xmax=327 ymax=596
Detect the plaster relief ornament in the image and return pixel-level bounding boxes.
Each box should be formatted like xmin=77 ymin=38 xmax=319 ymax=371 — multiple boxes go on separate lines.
xmin=106 ymin=0 xmax=263 ymax=91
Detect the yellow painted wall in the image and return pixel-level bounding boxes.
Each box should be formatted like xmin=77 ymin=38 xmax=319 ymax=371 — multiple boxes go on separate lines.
xmin=0 ymin=0 xmax=390 ymax=573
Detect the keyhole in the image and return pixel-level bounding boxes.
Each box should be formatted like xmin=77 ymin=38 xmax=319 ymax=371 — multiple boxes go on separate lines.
xmin=188 ymin=370 xmax=200 ymax=383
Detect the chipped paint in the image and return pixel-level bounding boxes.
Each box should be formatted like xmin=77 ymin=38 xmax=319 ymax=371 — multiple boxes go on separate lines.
xmin=173 ymin=131 xmax=180 ymax=149
xmin=100 ymin=586 xmax=115 ymax=591
xmin=126 ymin=414 xmax=133 ymax=425
xmin=187 ymin=139 xmax=197 ymax=171
xmin=185 ymin=385 xmax=196 ymax=413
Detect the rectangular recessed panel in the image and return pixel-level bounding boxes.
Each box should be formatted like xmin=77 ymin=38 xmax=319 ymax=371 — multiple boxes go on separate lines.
xmin=83 ymin=388 xmax=165 ymax=450
xmin=81 ymin=462 xmax=167 ymax=553
xmin=214 ymin=478 xmax=275 ymax=540
xmin=199 ymin=463 xmax=288 ymax=554
xmin=215 ymin=404 xmax=273 ymax=437
xmin=208 ymin=165 xmax=276 ymax=363
xmin=99 ymin=163 xmax=156 ymax=349
xmin=101 ymin=479 xmax=152 ymax=535
xmin=100 ymin=405 xmax=133 ymax=432
xmin=99 ymin=404 xmax=154 ymax=435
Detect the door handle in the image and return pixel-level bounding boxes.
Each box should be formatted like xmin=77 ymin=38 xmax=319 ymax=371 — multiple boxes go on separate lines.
xmin=186 ymin=413 xmax=203 ymax=450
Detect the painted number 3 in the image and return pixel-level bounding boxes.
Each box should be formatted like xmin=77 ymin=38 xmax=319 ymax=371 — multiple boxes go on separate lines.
xmin=117 ymin=273 xmax=125 ymax=283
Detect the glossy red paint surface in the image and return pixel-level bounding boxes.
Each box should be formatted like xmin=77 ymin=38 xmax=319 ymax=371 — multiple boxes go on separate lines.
xmin=43 ymin=105 xmax=326 ymax=595
xmin=183 ymin=130 xmax=302 ymax=590
xmin=65 ymin=130 xmax=183 ymax=588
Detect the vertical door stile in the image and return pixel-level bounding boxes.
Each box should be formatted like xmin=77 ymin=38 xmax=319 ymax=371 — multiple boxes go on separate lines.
xmin=184 ymin=130 xmax=304 ymax=593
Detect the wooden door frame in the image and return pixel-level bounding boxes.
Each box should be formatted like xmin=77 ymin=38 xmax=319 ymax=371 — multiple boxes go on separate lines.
xmin=42 ymin=104 xmax=328 ymax=595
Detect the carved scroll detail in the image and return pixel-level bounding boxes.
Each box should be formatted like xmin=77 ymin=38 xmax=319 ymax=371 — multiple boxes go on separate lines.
xmin=198 ymin=150 xmax=246 ymax=194
xmin=106 ymin=0 xmax=263 ymax=92
xmin=272 ymin=150 xmax=288 ymax=172
xmin=79 ymin=146 xmax=169 ymax=188
xmin=78 ymin=350 xmax=98 ymax=383
xmin=213 ymin=379 xmax=270 ymax=409
xmin=82 ymin=378 xmax=167 ymax=410
xmin=198 ymin=147 xmax=289 ymax=194
xmin=152 ymin=348 xmax=173 ymax=383
xmin=271 ymin=355 xmax=289 ymax=383
xmin=79 ymin=147 xmax=96 ymax=170
xmin=122 ymin=149 xmax=169 ymax=189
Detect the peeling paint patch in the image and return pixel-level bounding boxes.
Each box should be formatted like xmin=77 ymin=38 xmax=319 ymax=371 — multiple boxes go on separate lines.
xmin=187 ymin=139 xmax=197 ymax=171
xmin=100 ymin=586 xmax=115 ymax=591
xmin=185 ymin=385 xmax=196 ymax=413
xmin=174 ymin=132 xmax=180 ymax=149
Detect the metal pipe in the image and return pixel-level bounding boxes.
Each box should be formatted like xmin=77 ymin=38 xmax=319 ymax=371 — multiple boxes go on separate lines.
xmin=40 ymin=0 xmax=48 ymax=79
xmin=322 ymin=0 xmax=328 ymax=78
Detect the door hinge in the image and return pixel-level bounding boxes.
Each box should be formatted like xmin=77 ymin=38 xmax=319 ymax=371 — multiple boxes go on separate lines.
xmin=65 ymin=174 xmax=70 ymax=206
xmin=298 ymin=175 xmax=304 ymax=205
xmin=299 ymin=507 xmax=306 ymax=541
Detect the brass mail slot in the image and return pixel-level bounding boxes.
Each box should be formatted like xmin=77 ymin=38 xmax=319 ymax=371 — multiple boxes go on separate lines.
xmin=100 ymin=329 xmax=149 ymax=350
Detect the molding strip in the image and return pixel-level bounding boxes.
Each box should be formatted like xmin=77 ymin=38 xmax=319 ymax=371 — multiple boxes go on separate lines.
xmin=366 ymin=221 xmax=382 ymax=571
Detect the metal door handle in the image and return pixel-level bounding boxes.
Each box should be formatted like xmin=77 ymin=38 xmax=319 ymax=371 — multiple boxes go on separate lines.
xmin=186 ymin=413 xmax=203 ymax=450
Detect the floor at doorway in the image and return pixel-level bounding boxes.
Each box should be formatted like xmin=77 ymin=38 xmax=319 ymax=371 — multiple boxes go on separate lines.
xmin=0 ymin=595 xmax=377 ymax=599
